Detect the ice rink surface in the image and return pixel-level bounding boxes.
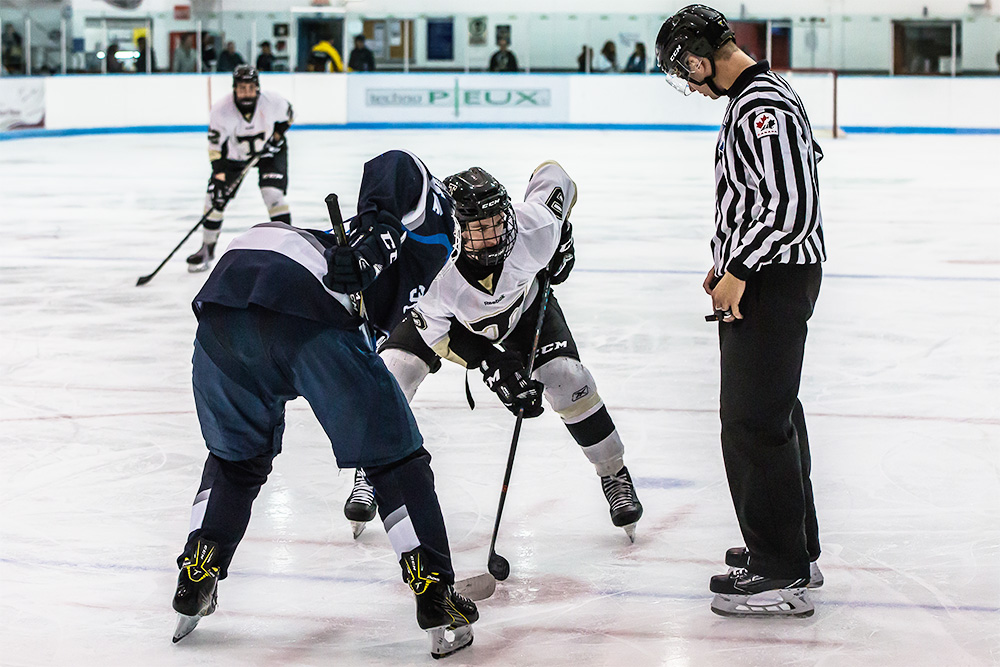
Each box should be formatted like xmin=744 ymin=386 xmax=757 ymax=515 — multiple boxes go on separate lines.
xmin=1 ymin=128 xmax=998 ymax=666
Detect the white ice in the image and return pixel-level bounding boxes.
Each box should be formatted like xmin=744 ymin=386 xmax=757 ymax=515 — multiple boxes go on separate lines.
xmin=1 ymin=128 xmax=998 ymax=666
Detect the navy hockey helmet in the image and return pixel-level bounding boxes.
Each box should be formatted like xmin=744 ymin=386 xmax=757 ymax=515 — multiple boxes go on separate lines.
xmin=444 ymin=167 xmax=517 ymax=266
xmin=655 ymin=5 xmax=734 ymax=95
xmin=232 ymin=64 xmax=260 ymax=115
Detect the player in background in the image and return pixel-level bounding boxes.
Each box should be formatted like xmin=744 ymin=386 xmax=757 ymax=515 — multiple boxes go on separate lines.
xmin=186 ymin=64 xmax=294 ymax=273
xmin=171 ymin=150 xmax=477 ymax=659
xmin=343 ymin=162 xmax=644 ymax=543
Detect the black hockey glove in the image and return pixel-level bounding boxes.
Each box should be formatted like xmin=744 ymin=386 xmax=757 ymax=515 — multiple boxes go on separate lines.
xmin=258 ymin=133 xmax=286 ymax=159
xmin=323 ymin=209 xmax=404 ymax=295
xmin=480 ymin=350 xmax=545 ymax=418
xmin=548 ymin=219 xmax=575 ymax=285
xmin=207 ymin=177 xmax=230 ymax=212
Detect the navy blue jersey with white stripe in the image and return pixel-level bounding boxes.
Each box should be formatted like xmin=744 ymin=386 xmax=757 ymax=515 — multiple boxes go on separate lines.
xmin=714 ymin=61 xmax=826 ymax=280
xmin=193 ymin=150 xmax=458 ymax=334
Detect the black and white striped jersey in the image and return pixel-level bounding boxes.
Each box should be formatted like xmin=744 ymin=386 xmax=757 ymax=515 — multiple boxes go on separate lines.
xmin=713 ymin=61 xmax=826 ymax=280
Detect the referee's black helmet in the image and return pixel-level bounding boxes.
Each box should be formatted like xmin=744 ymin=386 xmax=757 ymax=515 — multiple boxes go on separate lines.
xmin=655 ymin=5 xmax=734 ymax=80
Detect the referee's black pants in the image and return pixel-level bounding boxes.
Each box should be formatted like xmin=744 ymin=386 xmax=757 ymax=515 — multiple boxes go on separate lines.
xmin=718 ymin=263 xmax=822 ymax=580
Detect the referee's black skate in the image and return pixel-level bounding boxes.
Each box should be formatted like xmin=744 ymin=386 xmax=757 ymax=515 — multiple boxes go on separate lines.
xmin=186 ymin=242 xmax=216 ymax=273
xmin=344 ymin=468 xmax=377 ymax=539
xmin=709 ymin=568 xmax=814 ymax=618
xmin=401 ymin=548 xmax=478 ymax=659
xmin=172 ymin=538 xmax=220 ymax=642
xmin=726 ymin=546 xmax=824 ymax=588
xmin=601 ymin=466 xmax=643 ymax=543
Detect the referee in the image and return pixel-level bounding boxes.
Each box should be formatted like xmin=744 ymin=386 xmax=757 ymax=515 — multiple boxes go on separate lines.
xmin=656 ymin=5 xmax=826 ymax=617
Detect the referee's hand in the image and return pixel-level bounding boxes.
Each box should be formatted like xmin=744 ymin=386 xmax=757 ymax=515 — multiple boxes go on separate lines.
xmin=710 ymin=272 xmax=745 ymax=322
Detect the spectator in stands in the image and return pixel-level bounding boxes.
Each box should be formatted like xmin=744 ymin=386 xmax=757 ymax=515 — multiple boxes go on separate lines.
xmin=173 ymin=34 xmax=198 ymax=72
xmin=105 ymin=42 xmax=124 ymax=74
xmin=217 ymin=41 xmax=245 ymax=73
xmin=2 ymin=24 xmax=24 ymax=75
xmin=257 ymin=41 xmax=275 ymax=71
xmin=488 ymin=37 xmax=518 ymax=72
xmin=348 ymin=34 xmax=376 ymax=72
xmin=136 ymin=36 xmax=157 ymax=73
xmin=624 ymin=42 xmax=646 ymax=73
xmin=577 ymin=45 xmax=593 ymax=73
xmin=202 ymin=34 xmax=217 ymax=72
xmin=593 ymin=40 xmax=618 ymax=72
xmin=307 ymin=35 xmax=345 ymax=72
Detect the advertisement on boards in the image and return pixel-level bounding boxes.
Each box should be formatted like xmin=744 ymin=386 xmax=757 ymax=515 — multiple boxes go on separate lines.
xmin=347 ymin=74 xmax=569 ymax=125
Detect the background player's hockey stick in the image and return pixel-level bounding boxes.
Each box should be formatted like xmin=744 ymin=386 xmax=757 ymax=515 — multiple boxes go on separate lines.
xmin=136 ymin=150 xmax=264 ymax=286
xmin=455 ymin=270 xmax=553 ymax=601
xmin=324 ymin=193 xmax=375 ymax=348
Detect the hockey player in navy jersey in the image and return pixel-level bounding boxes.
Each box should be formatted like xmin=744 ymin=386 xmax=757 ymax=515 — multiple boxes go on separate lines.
xmin=343 ymin=161 xmax=644 ymax=544
xmin=187 ymin=64 xmax=294 ymax=273
xmin=171 ymin=150 xmax=477 ymax=659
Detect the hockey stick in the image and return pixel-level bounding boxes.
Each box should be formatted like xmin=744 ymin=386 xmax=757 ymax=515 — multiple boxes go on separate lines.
xmin=323 ymin=193 xmax=375 ymax=348
xmin=136 ymin=151 xmax=264 ymax=286
xmin=455 ymin=270 xmax=553 ymax=601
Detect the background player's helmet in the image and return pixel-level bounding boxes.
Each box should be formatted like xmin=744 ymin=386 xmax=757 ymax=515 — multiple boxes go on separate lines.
xmin=655 ymin=4 xmax=734 ymax=95
xmin=232 ymin=64 xmax=260 ymax=114
xmin=444 ymin=167 xmax=517 ymax=266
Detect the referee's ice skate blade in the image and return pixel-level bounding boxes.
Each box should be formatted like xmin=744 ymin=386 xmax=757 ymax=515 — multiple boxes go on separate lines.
xmin=429 ymin=625 xmax=473 ymax=659
xmin=710 ymin=589 xmax=814 ymax=618
xmin=453 ymin=573 xmax=496 ymax=601
xmin=172 ymin=613 xmax=201 ymax=643
xmin=623 ymin=523 xmax=637 ymax=543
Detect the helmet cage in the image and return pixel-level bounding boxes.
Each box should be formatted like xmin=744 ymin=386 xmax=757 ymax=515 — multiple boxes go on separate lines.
xmin=445 ymin=167 xmax=518 ymax=266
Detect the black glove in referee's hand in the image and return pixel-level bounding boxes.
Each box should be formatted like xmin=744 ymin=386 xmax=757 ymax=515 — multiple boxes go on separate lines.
xmin=481 ymin=350 xmax=545 ymax=418
xmin=323 ymin=210 xmax=403 ymax=294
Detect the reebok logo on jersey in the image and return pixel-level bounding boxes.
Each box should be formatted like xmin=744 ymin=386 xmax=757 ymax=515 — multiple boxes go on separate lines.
xmin=484 ymin=295 xmax=506 ymax=305
xmin=571 ymin=385 xmax=590 ymax=402
xmin=753 ymin=112 xmax=779 ymax=139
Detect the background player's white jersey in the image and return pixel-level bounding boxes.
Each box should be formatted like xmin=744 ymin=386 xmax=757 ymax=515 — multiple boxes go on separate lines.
xmin=413 ymin=162 xmax=576 ymax=356
xmin=208 ymin=90 xmax=293 ymax=163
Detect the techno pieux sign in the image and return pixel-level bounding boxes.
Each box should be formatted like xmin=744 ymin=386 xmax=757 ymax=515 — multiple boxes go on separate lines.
xmin=366 ymin=85 xmax=551 ymax=116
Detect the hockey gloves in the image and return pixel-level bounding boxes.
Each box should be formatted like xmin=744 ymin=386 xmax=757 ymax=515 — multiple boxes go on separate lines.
xmin=324 ymin=209 xmax=404 ymax=295
xmin=481 ymin=350 xmax=545 ymax=418
xmin=258 ymin=133 xmax=286 ymax=159
xmin=548 ymin=220 xmax=575 ymax=285
xmin=207 ymin=178 xmax=231 ymax=212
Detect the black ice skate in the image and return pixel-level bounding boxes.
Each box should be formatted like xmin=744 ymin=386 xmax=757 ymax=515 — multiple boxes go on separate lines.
xmin=172 ymin=538 xmax=220 ymax=642
xmin=709 ymin=568 xmax=814 ymax=618
xmin=601 ymin=466 xmax=643 ymax=543
xmin=186 ymin=242 xmax=216 ymax=273
xmin=401 ymin=548 xmax=478 ymax=659
xmin=344 ymin=468 xmax=377 ymax=539
xmin=726 ymin=546 xmax=824 ymax=588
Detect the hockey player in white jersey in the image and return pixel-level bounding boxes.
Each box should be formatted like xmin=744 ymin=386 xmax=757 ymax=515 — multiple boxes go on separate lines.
xmin=345 ymin=161 xmax=644 ymax=542
xmin=187 ymin=64 xmax=294 ymax=272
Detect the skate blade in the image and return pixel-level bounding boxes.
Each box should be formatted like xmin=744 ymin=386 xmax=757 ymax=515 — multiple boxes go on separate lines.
xmin=429 ymin=625 xmax=473 ymax=659
xmin=187 ymin=263 xmax=211 ymax=273
xmin=710 ymin=588 xmax=814 ymax=618
xmin=172 ymin=613 xmax=201 ymax=643
xmin=623 ymin=523 xmax=637 ymax=543
xmin=453 ymin=573 xmax=496 ymax=601
xmin=350 ymin=520 xmax=367 ymax=539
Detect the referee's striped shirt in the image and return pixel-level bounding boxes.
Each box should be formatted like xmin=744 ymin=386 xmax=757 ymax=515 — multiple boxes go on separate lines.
xmin=713 ymin=61 xmax=826 ymax=280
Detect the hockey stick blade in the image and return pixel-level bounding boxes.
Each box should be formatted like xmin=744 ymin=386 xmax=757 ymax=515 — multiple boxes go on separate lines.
xmin=453 ymin=573 xmax=496 ymax=601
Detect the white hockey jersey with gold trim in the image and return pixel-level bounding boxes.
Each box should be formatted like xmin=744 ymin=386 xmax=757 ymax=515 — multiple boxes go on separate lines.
xmin=208 ymin=90 xmax=293 ymax=163
xmin=413 ymin=162 xmax=576 ymax=351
